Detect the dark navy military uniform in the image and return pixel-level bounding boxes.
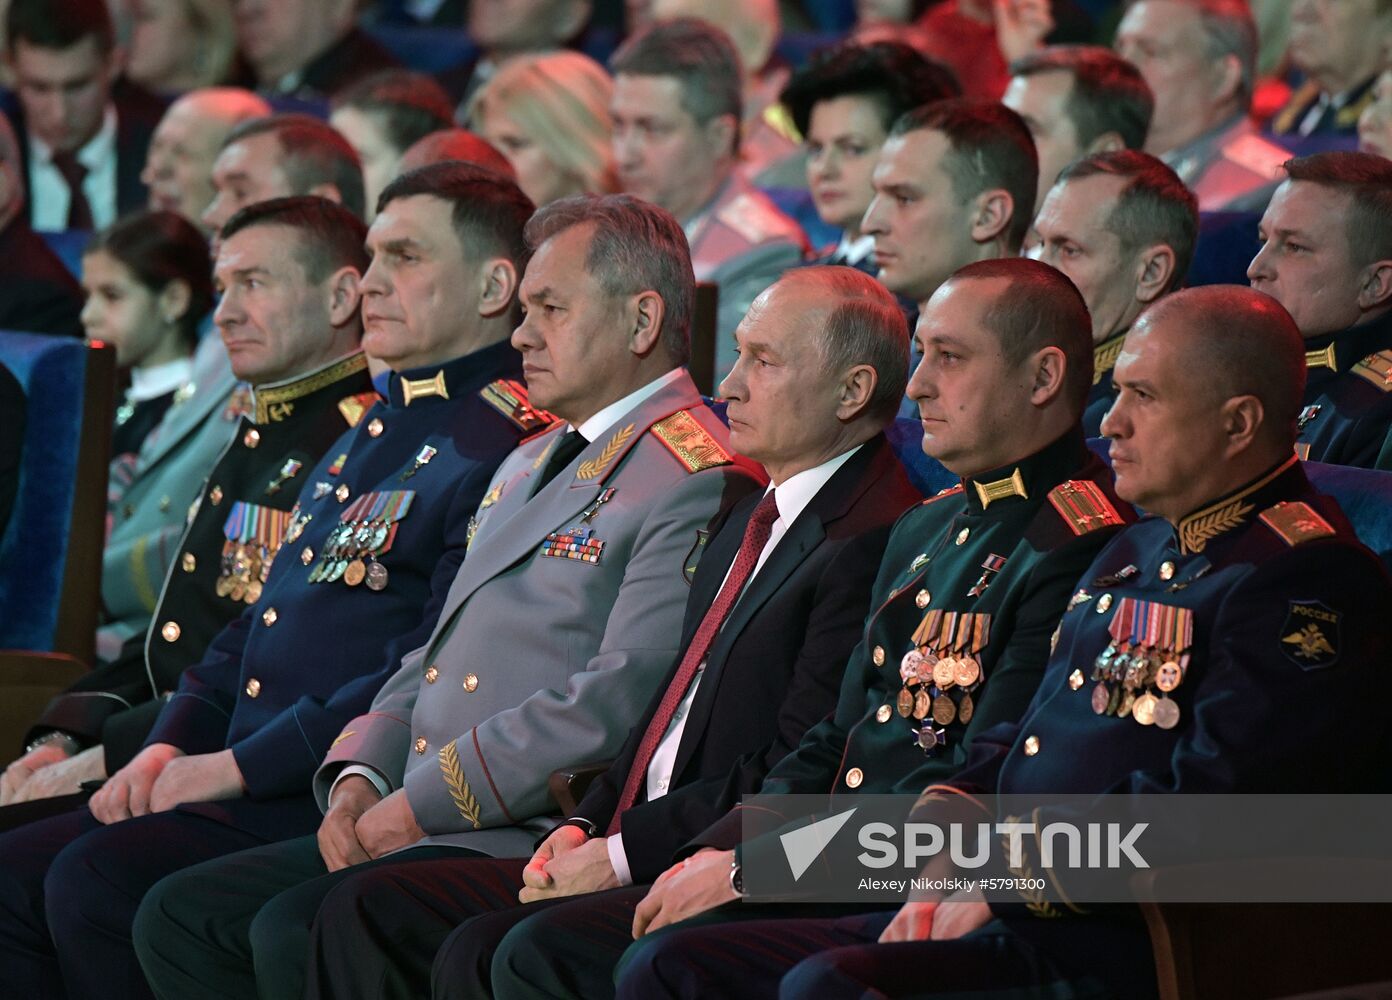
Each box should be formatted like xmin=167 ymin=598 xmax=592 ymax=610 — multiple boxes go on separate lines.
xmin=0 ymin=339 xmax=549 ymax=1000
xmin=25 ymin=353 xmax=375 ymax=773
xmin=1296 ymin=310 xmax=1392 ymax=471
xmin=475 ymin=428 xmax=1136 ymax=1000
xmin=742 ymin=458 xmax=1392 ymax=1000
xmin=1082 ymin=332 xmax=1125 ymax=438
xmin=1271 ymin=77 xmax=1378 ymax=138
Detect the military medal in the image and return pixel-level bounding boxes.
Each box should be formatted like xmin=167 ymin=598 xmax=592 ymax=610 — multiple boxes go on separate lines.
xmin=958 ymin=692 xmax=974 ymax=723
xmin=264 ymin=459 xmax=304 ymax=496
xmin=1091 ymin=683 xmax=1111 ymax=715
xmin=1152 ymin=697 xmax=1181 ymax=729
xmin=365 ymin=560 xmax=389 ymax=591
xmin=344 ymin=558 xmax=367 ymax=586
xmin=914 ymin=723 xmax=945 ymax=752
xmin=954 ymin=656 xmax=980 ymax=687
xmin=899 ymin=649 xmax=923 ymax=683
xmin=897 ymin=688 xmax=914 ymax=718
xmin=401 ymin=445 xmax=438 ymax=481
xmin=1132 ymin=692 xmax=1157 ymax=726
xmin=931 ymin=693 xmax=956 ymax=726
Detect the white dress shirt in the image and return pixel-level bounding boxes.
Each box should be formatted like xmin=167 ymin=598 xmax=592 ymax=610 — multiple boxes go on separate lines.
xmin=29 ymin=105 xmax=118 ymax=232
xmin=604 ymin=443 xmax=863 ymax=884
xmin=827 ymin=234 xmax=875 ymax=268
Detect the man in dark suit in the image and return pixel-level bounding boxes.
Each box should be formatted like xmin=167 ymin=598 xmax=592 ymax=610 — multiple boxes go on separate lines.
xmin=132 ymin=263 xmax=921 ymax=1000
xmin=231 ymin=0 xmax=400 ymax=102
xmin=3 ymin=0 xmax=166 ymax=232
xmin=0 ymin=108 xmax=83 ymax=337
xmin=477 ymin=257 xmax=1137 ymax=1000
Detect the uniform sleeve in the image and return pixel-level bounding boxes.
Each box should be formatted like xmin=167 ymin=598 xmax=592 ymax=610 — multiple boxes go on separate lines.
xmin=142 ymin=611 xmax=252 ymax=754
xmin=402 ymin=466 xmax=758 ymax=836
xmin=25 ymin=635 xmax=152 ymax=749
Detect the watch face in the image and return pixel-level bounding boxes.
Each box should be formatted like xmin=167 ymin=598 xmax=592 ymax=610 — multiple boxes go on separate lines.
xmin=730 ymin=862 xmax=744 ymax=896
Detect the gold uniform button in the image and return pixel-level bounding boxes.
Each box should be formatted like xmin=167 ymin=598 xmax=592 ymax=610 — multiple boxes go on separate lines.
xmin=301 ymin=547 xmax=314 ymax=565
xmin=955 ymin=528 xmax=970 ymax=545
xmin=262 ymin=607 xmax=278 ymax=627
xmin=335 ymin=484 xmax=350 ymax=503
xmin=243 ymin=428 xmax=261 ymax=448
xmin=1159 ymin=561 xmax=1175 ymax=581
xmin=1096 ymin=593 xmax=1113 ymax=614
xmin=160 ymin=621 xmax=181 ymax=643
xmin=872 ymin=645 xmax=885 ymax=667
xmin=463 ymin=673 xmax=479 ymax=693
xmin=425 ymin=666 xmax=439 ymax=684
xmin=209 ymin=485 xmax=224 ymax=506
xmin=1024 ymin=735 xmax=1040 ymax=757
xmin=245 ymin=678 xmax=261 ymax=698
xmin=367 ymin=417 xmax=384 ymax=437
xmin=414 ymin=737 xmax=427 ymax=755
xmin=181 ymin=553 xmax=196 ymax=573
xmin=915 ymin=589 xmax=931 ymax=609
xmin=845 ymin=767 xmax=864 ymax=789
xmin=876 ymin=704 xmax=893 ymax=723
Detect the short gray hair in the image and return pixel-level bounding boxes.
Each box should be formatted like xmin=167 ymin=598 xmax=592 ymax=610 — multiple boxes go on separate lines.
xmin=786 ymin=266 xmax=909 ymax=426
xmin=524 ymin=194 xmax=694 ymax=365
xmin=610 ymin=18 xmax=743 ymax=130
xmin=1129 ymin=0 xmax=1257 ymax=106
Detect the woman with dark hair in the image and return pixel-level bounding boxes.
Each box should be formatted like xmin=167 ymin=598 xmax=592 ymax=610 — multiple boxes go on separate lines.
xmin=80 ymin=211 xmax=214 ymax=460
xmin=781 ymin=40 xmax=960 ymax=269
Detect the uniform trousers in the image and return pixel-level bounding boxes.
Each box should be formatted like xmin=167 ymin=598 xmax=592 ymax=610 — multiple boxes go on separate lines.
xmin=134 ymin=834 xmax=518 ymax=1000
xmin=0 ymin=798 xmax=316 ymax=1000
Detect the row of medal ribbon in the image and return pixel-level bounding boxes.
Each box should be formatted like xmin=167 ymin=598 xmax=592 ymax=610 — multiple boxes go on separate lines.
xmin=1087 ymin=596 xmax=1193 ymax=729
xmin=895 ymin=610 xmax=992 ymax=754
xmin=216 ymin=503 xmax=294 ymax=605
xmin=308 ymin=490 xmax=415 ymax=590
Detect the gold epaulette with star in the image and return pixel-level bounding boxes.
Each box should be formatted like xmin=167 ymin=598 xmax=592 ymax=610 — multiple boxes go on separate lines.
xmin=1259 ymin=501 xmax=1336 ymax=548
xmin=650 ymin=410 xmax=733 ymax=474
xmin=921 ymin=484 xmax=965 ymax=505
xmin=1047 ymin=481 xmax=1126 ymax=536
xmin=337 ymin=390 xmax=379 ymax=428
xmin=480 ymin=379 xmax=557 ymax=433
xmin=1352 ymin=350 xmax=1392 ymax=393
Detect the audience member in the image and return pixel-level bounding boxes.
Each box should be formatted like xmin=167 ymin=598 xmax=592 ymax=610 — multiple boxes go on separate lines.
xmin=1357 ymin=62 xmax=1392 ymax=159
xmin=439 ymin=0 xmax=593 ymax=114
xmin=1271 ymin=0 xmax=1392 ymax=138
xmin=127 ymin=0 xmax=238 ymax=93
xmin=1116 ymin=0 xmax=1290 ymax=212
xmin=142 ymin=87 xmax=271 ymax=231
xmin=4 ymin=0 xmax=168 ymax=231
xmin=610 ymin=18 xmax=808 ymax=379
xmin=79 ymin=211 xmax=214 ymax=462
xmin=131 ymin=192 xmax=762 ymax=1000
xmin=776 ymin=286 xmax=1391 ymax=1000
xmin=329 ymin=70 xmax=455 ymax=217
xmin=0 ymin=361 xmax=22 ymax=541
xmin=478 ymin=256 xmax=1134 ymax=1000
xmin=231 ymin=0 xmax=400 ymax=101
xmin=1004 ymin=44 xmax=1153 ymax=213
xmin=398 ymin=128 xmax=515 ymax=177
xmin=0 ymin=108 xmax=85 ymax=337
xmin=1028 ymin=149 xmax=1197 ymax=435
xmin=0 ymin=170 xmax=546 ymax=996
xmin=780 ymin=40 xmax=960 ymax=270
xmin=467 ymin=51 xmax=618 ymax=206
xmin=914 ymin=0 xmax=1055 ymax=100
xmin=1248 ymin=151 xmax=1392 ymax=470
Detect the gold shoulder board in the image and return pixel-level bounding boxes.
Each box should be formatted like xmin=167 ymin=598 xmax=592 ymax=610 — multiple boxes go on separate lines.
xmin=480 ymin=379 xmax=557 ymax=432
xmin=1048 ymin=480 xmax=1127 ymax=536
xmin=651 ymin=410 xmax=733 ymax=474
xmin=1352 ymin=350 xmax=1392 ymax=393
xmin=337 ymin=391 xmax=379 ymax=428
xmin=922 ymin=484 xmax=965 ymax=506
xmin=1259 ymin=501 xmax=1335 ymax=547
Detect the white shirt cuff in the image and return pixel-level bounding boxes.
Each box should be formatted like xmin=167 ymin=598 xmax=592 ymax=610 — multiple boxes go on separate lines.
xmin=607 ymin=830 xmax=634 ymax=887
xmin=329 ymin=764 xmax=391 ymax=805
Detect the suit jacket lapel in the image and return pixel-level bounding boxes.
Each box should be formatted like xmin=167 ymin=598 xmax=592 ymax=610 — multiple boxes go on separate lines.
xmin=676 ymin=494 xmax=749 ymax=651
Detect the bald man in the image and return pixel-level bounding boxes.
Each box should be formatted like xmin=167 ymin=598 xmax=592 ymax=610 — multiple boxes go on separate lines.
xmin=142 ymin=88 xmax=271 ymax=232
xmin=770 ymin=286 xmax=1392 ymax=1000
xmin=0 ymin=107 xmax=84 ymax=336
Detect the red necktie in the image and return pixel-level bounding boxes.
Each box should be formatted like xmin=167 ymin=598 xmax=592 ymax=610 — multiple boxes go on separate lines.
xmin=51 ymin=151 xmax=93 ymax=230
xmin=607 ymin=490 xmax=781 ymax=832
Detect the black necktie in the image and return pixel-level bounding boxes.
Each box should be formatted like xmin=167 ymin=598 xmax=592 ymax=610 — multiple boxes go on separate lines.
xmin=51 ymin=151 xmax=93 ymax=230
xmin=531 ymin=429 xmax=587 ymax=496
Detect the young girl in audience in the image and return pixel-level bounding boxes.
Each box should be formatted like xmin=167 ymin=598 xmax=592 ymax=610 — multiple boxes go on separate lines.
xmin=80 ymin=211 xmax=214 ymax=461
xmin=467 ymin=51 xmax=620 ymax=206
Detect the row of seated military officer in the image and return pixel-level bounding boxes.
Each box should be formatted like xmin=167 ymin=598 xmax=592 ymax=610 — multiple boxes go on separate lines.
xmin=0 ymin=30 xmax=1391 ymax=1000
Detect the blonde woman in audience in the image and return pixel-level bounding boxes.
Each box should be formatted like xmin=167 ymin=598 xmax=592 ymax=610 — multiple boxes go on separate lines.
xmin=467 ymin=51 xmax=618 ymax=205
xmin=1357 ymin=53 xmax=1392 ymax=159
xmin=127 ymin=0 xmax=237 ymax=92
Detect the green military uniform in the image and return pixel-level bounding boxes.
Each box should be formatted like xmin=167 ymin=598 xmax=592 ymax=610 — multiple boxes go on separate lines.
xmin=29 ymin=353 xmax=373 ymax=770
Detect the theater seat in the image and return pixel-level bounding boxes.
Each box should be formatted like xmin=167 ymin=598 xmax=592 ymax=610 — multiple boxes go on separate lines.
xmin=38 ymin=229 xmax=91 ymax=281
xmin=0 ymin=332 xmax=116 ymax=750
xmin=1187 ymin=211 xmax=1262 ymax=288
xmin=365 ymin=24 xmax=473 ymax=74
xmin=888 ymin=417 xmax=959 ymax=496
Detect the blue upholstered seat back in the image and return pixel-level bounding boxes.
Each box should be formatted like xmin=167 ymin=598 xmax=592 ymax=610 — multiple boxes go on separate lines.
xmin=0 ymin=331 xmax=89 ymax=649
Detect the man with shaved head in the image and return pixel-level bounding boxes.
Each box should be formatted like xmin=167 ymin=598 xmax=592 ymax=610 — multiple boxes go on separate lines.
xmin=0 ymin=107 xmax=84 ymax=336
xmin=766 ymin=285 xmax=1391 ymax=1000
xmin=143 ymin=88 xmax=271 ymax=231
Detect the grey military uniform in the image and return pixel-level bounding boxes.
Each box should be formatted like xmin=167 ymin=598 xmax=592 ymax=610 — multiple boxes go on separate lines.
xmin=686 ymin=174 xmax=809 ymax=381
xmin=315 ymin=372 xmax=763 ymax=857
xmin=99 ymin=335 xmax=240 ymax=657
xmin=1162 ymin=114 xmax=1292 ymax=214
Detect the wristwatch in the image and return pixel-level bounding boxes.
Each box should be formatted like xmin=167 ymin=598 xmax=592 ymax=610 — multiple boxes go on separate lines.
xmin=24 ymin=731 xmax=79 ymax=755
xmin=729 ymin=857 xmax=744 ymax=897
